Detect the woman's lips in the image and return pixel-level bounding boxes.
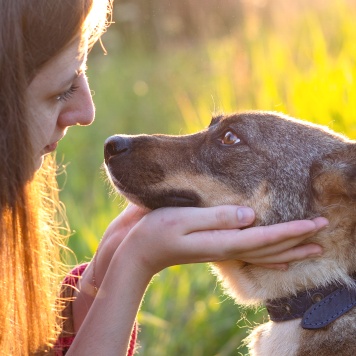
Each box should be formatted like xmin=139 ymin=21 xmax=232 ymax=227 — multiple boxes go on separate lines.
xmin=44 ymin=141 xmax=58 ymax=154
xmin=42 ymin=133 xmax=66 ymax=156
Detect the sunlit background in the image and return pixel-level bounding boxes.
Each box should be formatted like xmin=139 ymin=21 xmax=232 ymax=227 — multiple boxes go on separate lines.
xmin=57 ymin=0 xmax=356 ymax=354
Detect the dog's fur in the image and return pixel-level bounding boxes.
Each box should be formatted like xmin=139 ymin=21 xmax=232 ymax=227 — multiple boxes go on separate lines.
xmin=104 ymin=111 xmax=356 ymax=355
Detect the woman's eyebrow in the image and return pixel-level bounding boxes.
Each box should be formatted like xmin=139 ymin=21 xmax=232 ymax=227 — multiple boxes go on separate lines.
xmin=57 ymin=74 xmax=77 ymax=89
xmin=58 ymin=69 xmax=84 ymax=89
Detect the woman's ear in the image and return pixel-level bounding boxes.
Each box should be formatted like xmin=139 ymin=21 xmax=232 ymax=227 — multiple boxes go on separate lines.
xmin=311 ymin=144 xmax=356 ymax=206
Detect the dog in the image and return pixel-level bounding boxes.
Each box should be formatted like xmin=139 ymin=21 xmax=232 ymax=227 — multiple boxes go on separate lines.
xmin=104 ymin=111 xmax=356 ymax=355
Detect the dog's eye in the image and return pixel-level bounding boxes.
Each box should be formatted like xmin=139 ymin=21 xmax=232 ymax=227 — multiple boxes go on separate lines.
xmin=221 ymin=130 xmax=241 ymax=145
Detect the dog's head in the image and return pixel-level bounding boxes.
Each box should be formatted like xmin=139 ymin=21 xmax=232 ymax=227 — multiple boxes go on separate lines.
xmin=104 ymin=111 xmax=356 ymax=302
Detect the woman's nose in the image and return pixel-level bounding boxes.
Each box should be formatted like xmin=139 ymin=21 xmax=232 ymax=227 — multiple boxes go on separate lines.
xmin=57 ymin=75 xmax=95 ymax=127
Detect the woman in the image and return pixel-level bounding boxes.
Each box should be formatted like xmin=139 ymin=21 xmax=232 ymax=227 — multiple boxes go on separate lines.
xmin=0 ymin=0 xmax=327 ymax=355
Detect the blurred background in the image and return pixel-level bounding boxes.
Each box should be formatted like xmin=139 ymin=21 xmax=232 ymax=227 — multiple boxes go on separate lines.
xmin=57 ymin=0 xmax=356 ymax=354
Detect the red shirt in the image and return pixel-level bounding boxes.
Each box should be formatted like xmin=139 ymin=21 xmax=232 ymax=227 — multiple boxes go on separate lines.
xmin=55 ymin=264 xmax=137 ymax=355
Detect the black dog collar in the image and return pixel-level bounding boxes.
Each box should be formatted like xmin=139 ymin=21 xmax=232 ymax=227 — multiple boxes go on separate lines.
xmin=265 ymin=275 xmax=356 ymax=329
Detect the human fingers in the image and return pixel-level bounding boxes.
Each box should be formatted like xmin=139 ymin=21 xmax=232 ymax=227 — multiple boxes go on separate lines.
xmin=224 ymin=217 xmax=328 ymax=254
xmin=236 ymin=218 xmax=327 ymax=269
xmin=97 ymin=204 xmax=151 ymax=280
xmin=235 ymin=229 xmax=321 ymax=259
xmin=104 ymin=203 xmax=150 ymax=241
xmin=246 ymin=242 xmax=323 ymax=266
xmin=117 ymin=203 xmax=151 ymax=230
xmin=117 ymin=203 xmax=150 ymax=226
xmin=179 ymin=217 xmax=327 ymax=263
xmin=118 ymin=206 xmax=254 ymax=273
xmin=150 ymin=205 xmax=255 ymax=235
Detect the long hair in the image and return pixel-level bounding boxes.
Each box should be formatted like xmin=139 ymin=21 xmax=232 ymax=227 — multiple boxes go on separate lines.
xmin=0 ymin=0 xmax=112 ymax=354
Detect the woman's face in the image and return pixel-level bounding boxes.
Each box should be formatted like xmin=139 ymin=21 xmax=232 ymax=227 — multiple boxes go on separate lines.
xmin=26 ymin=38 xmax=95 ymax=169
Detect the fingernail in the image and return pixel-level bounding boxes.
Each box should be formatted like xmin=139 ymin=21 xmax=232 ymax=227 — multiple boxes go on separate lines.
xmin=318 ymin=224 xmax=329 ymax=231
xmin=309 ymin=246 xmax=323 ymax=257
xmin=309 ymin=252 xmax=323 ymax=258
xmin=237 ymin=207 xmax=255 ymax=224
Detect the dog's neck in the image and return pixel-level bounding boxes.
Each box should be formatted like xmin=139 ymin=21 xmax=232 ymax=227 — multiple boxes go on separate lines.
xmin=265 ymin=274 xmax=356 ymax=329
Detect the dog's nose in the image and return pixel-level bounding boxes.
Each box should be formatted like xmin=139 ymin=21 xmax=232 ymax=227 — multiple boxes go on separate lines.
xmin=104 ymin=135 xmax=131 ymax=161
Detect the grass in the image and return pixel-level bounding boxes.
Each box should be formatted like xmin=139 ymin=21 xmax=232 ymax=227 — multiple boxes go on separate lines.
xmin=57 ymin=1 xmax=356 ymax=354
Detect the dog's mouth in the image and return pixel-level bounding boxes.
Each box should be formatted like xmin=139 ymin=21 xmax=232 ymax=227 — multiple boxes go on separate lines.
xmin=124 ymin=189 xmax=201 ymax=210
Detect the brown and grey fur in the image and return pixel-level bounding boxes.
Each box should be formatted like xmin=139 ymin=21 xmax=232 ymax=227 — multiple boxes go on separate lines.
xmin=104 ymin=111 xmax=356 ymax=355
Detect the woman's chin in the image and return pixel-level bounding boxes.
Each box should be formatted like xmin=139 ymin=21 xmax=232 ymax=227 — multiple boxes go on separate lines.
xmin=34 ymin=155 xmax=45 ymax=171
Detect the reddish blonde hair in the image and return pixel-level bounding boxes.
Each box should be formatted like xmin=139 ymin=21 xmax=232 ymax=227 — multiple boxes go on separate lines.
xmin=0 ymin=0 xmax=112 ymax=353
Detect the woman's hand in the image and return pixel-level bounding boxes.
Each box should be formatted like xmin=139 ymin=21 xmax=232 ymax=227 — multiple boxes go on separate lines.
xmin=92 ymin=204 xmax=326 ymax=289
xmin=94 ymin=204 xmax=150 ymax=279
xmin=116 ymin=205 xmax=326 ymax=278
xmin=79 ymin=203 xmax=327 ymax=297
xmin=70 ymin=204 xmax=327 ymax=354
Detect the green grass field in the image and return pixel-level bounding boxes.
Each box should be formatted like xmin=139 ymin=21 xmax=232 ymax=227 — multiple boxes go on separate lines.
xmin=57 ymin=1 xmax=356 ymax=354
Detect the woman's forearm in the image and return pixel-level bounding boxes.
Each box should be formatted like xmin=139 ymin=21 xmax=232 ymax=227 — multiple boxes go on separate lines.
xmin=67 ymin=250 xmax=152 ymax=355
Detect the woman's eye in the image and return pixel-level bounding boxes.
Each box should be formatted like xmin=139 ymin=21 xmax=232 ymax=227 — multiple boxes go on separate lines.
xmin=56 ymin=84 xmax=79 ymax=102
xmin=221 ymin=130 xmax=241 ymax=145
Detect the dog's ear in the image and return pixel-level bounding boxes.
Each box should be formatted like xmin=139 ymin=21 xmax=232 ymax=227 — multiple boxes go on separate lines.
xmin=311 ymin=144 xmax=356 ymax=206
